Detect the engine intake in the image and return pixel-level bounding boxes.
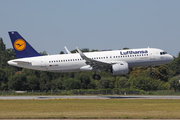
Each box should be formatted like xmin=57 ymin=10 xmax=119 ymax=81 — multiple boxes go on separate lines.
xmin=110 ymin=62 xmax=128 ymax=75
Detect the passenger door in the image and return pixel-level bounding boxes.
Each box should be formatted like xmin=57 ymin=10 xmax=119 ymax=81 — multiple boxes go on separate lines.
xmin=41 ymin=58 xmax=46 ymax=68
xmin=150 ymin=50 xmax=155 ymax=60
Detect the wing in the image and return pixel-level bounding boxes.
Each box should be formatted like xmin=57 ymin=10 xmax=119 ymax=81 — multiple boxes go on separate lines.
xmin=76 ymin=47 xmax=112 ymax=71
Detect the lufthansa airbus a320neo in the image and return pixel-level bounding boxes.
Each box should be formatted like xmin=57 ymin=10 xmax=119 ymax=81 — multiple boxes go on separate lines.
xmin=8 ymin=31 xmax=174 ymax=80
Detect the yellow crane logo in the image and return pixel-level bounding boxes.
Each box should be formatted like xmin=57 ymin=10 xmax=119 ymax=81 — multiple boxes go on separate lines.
xmin=14 ymin=39 xmax=26 ymax=51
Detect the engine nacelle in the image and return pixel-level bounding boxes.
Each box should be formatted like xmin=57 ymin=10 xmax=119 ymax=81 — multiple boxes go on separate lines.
xmin=80 ymin=65 xmax=93 ymax=71
xmin=110 ymin=62 xmax=129 ymax=75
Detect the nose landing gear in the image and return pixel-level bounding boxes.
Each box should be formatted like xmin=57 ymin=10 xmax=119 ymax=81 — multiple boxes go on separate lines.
xmin=150 ymin=66 xmax=154 ymax=76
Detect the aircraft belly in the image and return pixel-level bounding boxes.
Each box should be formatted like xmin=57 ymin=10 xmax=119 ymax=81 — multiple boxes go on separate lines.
xmin=128 ymin=59 xmax=169 ymax=68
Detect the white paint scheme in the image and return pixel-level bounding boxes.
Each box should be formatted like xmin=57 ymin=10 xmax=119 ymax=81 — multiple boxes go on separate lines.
xmin=8 ymin=47 xmax=174 ymax=73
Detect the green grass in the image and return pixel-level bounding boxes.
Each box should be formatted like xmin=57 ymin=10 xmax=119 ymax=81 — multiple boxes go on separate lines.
xmin=0 ymin=99 xmax=180 ymax=119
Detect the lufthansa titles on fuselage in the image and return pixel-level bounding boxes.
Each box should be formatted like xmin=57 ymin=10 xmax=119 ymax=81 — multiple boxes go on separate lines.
xmin=120 ymin=50 xmax=148 ymax=55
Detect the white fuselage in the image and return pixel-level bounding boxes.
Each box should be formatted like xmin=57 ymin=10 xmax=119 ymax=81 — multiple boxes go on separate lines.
xmin=8 ymin=48 xmax=174 ymax=72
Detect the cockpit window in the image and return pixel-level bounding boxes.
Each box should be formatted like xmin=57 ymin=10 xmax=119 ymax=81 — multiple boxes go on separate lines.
xmin=160 ymin=52 xmax=167 ymax=55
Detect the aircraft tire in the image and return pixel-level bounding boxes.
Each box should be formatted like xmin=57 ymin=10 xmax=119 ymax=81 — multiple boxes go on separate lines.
xmin=92 ymin=74 xmax=96 ymax=79
xmin=150 ymin=72 xmax=154 ymax=76
xmin=95 ymin=75 xmax=101 ymax=80
xmin=92 ymin=74 xmax=101 ymax=80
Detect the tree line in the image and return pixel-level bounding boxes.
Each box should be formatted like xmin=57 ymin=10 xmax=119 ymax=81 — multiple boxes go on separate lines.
xmin=0 ymin=37 xmax=180 ymax=91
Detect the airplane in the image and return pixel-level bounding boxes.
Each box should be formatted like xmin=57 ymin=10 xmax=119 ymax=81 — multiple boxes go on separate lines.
xmin=7 ymin=31 xmax=174 ymax=80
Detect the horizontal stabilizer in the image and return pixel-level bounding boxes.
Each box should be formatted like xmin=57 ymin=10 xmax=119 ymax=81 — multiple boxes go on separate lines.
xmin=13 ymin=60 xmax=31 ymax=64
xmin=8 ymin=60 xmax=31 ymax=66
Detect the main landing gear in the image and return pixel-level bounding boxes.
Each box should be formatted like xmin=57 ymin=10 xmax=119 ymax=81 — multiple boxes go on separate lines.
xmin=92 ymin=71 xmax=101 ymax=80
xmin=92 ymin=74 xmax=101 ymax=80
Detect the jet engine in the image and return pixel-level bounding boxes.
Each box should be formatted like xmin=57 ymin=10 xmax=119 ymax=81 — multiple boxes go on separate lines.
xmin=109 ymin=61 xmax=129 ymax=75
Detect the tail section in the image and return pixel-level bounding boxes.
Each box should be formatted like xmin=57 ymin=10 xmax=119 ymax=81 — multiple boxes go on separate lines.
xmin=8 ymin=31 xmax=42 ymax=59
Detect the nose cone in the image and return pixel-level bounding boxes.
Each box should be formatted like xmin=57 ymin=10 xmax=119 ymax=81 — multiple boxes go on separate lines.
xmin=166 ymin=54 xmax=174 ymax=63
xmin=169 ymin=55 xmax=174 ymax=62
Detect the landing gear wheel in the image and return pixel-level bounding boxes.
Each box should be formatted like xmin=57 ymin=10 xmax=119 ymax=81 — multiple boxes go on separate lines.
xmin=92 ymin=74 xmax=96 ymax=79
xmin=92 ymin=74 xmax=101 ymax=80
xmin=150 ymin=72 xmax=154 ymax=76
xmin=98 ymin=75 xmax=101 ymax=80
xmin=95 ymin=75 xmax=101 ymax=80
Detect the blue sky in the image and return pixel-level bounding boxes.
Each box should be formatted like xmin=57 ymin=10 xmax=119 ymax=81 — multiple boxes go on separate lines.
xmin=0 ymin=0 xmax=180 ymax=57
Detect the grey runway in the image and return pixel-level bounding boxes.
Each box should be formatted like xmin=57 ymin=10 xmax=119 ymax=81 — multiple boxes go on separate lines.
xmin=0 ymin=95 xmax=180 ymax=100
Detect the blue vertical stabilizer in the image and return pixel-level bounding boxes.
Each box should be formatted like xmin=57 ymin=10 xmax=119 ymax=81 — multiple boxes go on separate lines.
xmin=8 ymin=31 xmax=42 ymax=59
